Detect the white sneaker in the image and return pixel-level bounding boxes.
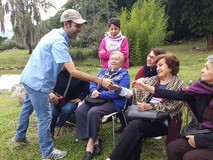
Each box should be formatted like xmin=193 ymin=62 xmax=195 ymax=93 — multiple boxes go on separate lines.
xmin=42 ymin=148 xmax=67 ymax=159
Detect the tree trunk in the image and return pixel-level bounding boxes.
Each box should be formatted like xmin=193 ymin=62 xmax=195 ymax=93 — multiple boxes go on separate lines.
xmin=26 ymin=29 xmax=32 ymax=54
xmin=28 ymin=45 xmax=32 ymax=54
xmin=28 ymin=38 xmax=32 ymax=54
xmin=206 ymin=31 xmax=213 ymax=50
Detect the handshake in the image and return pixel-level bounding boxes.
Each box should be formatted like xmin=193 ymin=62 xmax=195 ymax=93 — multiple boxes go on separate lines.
xmin=99 ymin=73 xmax=149 ymax=90
xmin=109 ymin=78 xmax=155 ymax=98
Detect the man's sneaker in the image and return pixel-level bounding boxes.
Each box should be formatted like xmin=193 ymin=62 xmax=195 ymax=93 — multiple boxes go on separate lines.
xmin=42 ymin=148 xmax=67 ymax=160
xmin=12 ymin=136 xmax=30 ymax=145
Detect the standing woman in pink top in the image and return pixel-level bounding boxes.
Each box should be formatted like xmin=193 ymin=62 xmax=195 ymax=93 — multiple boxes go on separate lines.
xmin=98 ymin=18 xmax=129 ymax=69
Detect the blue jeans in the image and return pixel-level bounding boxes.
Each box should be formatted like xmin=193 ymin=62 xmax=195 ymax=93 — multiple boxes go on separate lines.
xmin=15 ymin=84 xmax=53 ymax=157
xmin=50 ymin=102 xmax=78 ymax=133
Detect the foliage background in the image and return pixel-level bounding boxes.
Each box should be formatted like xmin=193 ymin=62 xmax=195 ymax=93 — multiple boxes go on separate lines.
xmin=1 ymin=0 xmax=213 ymax=64
xmin=119 ymin=0 xmax=168 ymax=66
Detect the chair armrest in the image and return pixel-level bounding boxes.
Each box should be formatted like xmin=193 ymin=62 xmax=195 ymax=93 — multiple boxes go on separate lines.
xmin=103 ymin=112 xmax=118 ymax=119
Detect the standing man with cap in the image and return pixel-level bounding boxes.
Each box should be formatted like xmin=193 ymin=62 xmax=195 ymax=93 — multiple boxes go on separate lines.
xmin=11 ymin=9 xmax=113 ymax=160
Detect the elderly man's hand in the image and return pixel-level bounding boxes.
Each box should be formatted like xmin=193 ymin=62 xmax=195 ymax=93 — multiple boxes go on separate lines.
xmin=91 ymin=90 xmax=100 ymax=98
xmin=101 ymin=78 xmax=114 ymax=89
xmin=110 ymin=84 xmax=120 ymax=91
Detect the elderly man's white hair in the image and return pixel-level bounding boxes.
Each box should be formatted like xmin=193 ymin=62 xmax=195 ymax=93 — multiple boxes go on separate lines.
xmin=110 ymin=51 xmax=125 ymax=63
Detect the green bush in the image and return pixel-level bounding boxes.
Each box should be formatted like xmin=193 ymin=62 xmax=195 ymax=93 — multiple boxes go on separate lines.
xmin=87 ymin=47 xmax=98 ymax=58
xmin=120 ymin=0 xmax=168 ymax=66
xmin=70 ymin=47 xmax=98 ymax=61
xmin=71 ymin=50 xmax=85 ymax=61
xmin=0 ymin=36 xmax=7 ymax=45
xmin=0 ymin=40 xmax=18 ymax=51
xmin=71 ymin=47 xmax=99 ymax=59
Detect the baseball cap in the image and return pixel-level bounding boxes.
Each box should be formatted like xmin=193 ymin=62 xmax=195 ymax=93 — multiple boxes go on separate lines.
xmin=60 ymin=9 xmax=86 ymax=24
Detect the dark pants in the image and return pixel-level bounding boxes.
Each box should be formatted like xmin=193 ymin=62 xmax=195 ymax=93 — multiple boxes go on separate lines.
xmin=167 ymin=138 xmax=213 ymax=160
xmin=75 ymin=101 xmax=116 ymax=140
xmin=118 ymin=98 xmax=133 ymax=128
xmin=109 ymin=115 xmax=182 ymax=160
xmin=117 ymin=112 xmax=126 ymax=128
xmin=109 ymin=119 xmax=168 ymax=160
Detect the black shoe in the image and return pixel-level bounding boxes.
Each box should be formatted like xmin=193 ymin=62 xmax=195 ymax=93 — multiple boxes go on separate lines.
xmin=94 ymin=139 xmax=102 ymax=155
xmin=83 ymin=151 xmax=93 ymax=160
xmin=115 ymin=126 xmax=125 ymax=134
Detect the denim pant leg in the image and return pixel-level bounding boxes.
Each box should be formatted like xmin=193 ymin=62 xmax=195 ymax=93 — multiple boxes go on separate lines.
xmin=24 ymin=84 xmax=53 ymax=157
xmin=15 ymin=92 xmax=34 ymax=139
xmin=50 ymin=105 xmax=61 ymax=133
xmin=57 ymin=102 xmax=78 ymax=127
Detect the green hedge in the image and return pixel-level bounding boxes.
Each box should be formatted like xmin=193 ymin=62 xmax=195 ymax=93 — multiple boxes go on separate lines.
xmin=0 ymin=40 xmax=19 ymax=51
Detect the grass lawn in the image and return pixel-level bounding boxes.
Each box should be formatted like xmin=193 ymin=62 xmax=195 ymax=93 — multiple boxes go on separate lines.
xmin=0 ymin=38 xmax=212 ymax=160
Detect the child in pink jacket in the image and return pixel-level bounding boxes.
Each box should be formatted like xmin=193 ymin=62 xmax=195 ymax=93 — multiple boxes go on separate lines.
xmin=98 ymin=18 xmax=129 ymax=69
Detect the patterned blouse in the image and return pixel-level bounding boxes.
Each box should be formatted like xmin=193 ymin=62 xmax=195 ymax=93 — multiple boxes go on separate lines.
xmin=133 ymin=75 xmax=186 ymax=117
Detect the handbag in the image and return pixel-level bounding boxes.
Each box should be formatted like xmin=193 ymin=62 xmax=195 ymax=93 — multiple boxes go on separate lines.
xmin=125 ymin=105 xmax=168 ymax=122
xmin=180 ymin=119 xmax=213 ymax=137
xmin=84 ymin=97 xmax=108 ymax=106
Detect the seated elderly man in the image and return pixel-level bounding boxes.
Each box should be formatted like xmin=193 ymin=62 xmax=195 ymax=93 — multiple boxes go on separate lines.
xmin=75 ymin=51 xmax=130 ymax=160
